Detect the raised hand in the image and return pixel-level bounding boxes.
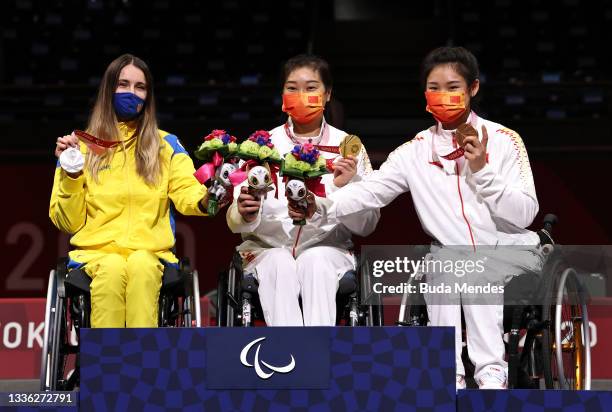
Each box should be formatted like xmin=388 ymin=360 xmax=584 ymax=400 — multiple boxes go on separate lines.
xmin=333 ymin=155 xmax=357 ymax=187
xmin=54 ymin=132 xmax=79 ymax=158
xmin=463 ymin=125 xmax=488 ymax=173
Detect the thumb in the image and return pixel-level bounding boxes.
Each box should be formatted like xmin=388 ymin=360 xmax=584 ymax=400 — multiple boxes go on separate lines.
xmin=481 ymin=125 xmax=489 ymax=149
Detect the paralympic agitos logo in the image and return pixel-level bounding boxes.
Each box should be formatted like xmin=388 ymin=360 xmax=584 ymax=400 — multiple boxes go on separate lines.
xmin=240 ymin=337 xmax=296 ymax=379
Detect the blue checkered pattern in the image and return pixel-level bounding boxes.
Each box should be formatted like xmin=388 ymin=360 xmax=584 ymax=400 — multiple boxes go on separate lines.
xmin=9 ymin=408 xmax=77 ymax=412
xmin=80 ymin=327 xmax=456 ymax=411
xmin=457 ymin=389 xmax=612 ymax=412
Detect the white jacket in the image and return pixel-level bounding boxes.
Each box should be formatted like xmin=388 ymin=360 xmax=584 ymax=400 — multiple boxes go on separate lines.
xmin=326 ymin=112 xmax=540 ymax=246
xmin=227 ymin=119 xmax=381 ymax=263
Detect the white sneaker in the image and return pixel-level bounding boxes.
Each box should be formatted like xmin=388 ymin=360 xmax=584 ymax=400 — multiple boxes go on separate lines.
xmin=476 ymin=366 xmax=507 ymax=389
xmin=456 ymin=374 xmax=466 ymax=390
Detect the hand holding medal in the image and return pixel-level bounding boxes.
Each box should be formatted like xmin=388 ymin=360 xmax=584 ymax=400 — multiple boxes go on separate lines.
xmin=454 ymin=123 xmax=477 ymax=148
xmin=55 ymin=129 xmax=136 ymax=176
xmin=339 ymin=134 xmax=362 ymax=158
xmin=55 ymin=132 xmax=84 ymax=176
xmin=456 ymin=123 xmax=489 ymax=173
xmin=333 ymin=134 xmax=362 ymax=188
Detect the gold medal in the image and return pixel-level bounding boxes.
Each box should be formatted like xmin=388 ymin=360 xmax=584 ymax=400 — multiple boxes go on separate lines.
xmin=339 ymin=134 xmax=362 ymax=157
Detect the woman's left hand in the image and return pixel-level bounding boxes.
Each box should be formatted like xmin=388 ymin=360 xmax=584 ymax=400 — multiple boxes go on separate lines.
xmin=200 ymin=192 xmax=231 ymax=212
xmin=463 ymin=125 xmax=489 ymax=173
xmin=333 ymin=155 xmax=357 ymax=188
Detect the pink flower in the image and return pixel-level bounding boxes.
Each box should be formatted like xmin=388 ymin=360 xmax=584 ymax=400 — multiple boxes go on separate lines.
xmin=248 ymin=130 xmax=274 ymax=147
xmin=204 ymin=129 xmax=228 ymax=141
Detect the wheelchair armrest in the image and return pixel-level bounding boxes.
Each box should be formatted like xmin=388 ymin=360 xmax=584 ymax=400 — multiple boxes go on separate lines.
xmin=162 ymin=264 xmax=184 ymax=292
xmin=241 ymin=273 xmax=259 ymax=295
xmin=537 ymin=229 xmax=554 ymax=246
xmin=178 ymin=257 xmax=191 ymax=273
xmin=232 ymin=251 xmax=244 ymax=275
xmin=64 ymin=269 xmax=92 ymax=295
xmin=337 ymin=270 xmax=358 ymax=296
xmin=504 ymin=271 xmax=539 ymax=306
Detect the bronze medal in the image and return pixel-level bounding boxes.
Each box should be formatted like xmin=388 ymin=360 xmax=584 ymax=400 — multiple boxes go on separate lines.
xmin=455 ymin=123 xmax=477 ymax=148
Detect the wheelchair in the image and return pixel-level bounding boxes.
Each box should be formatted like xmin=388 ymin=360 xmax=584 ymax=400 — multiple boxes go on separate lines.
xmin=40 ymin=256 xmax=201 ymax=391
xmin=397 ymin=214 xmax=592 ymax=390
xmin=216 ymin=251 xmax=384 ymax=327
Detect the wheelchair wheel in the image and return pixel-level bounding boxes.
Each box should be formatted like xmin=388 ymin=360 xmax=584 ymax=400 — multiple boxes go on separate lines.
xmin=192 ymin=270 xmax=202 ymax=327
xmin=215 ymin=271 xmax=227 ymax=327
xmin=49 ymin=286 xmax=70 ymax=390
xmin=541 ymin=267 xmax=591 ymax=389
xmin=217 ymin=256 xmax=259 ymax=327
xmin=40 ymin=270 xmax=57 ymax=390
xmin=360 ymin=258 xmax=384 ymax=326
xmin=179 ymin=260 xmax=201 ymax=328
xmin=397 ymin=275 xmax=428 ymax=326
xmin=217 ymin=261 xmax=241 ymax=327
xmin=40 ymin=263 xmax=76 ymax=391
xmin=159 ymin=260 xmax=201 ymax=327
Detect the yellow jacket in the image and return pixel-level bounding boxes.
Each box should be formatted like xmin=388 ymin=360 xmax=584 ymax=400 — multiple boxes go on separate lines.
xmin=49 ymin=122 xmax=206 ymax=264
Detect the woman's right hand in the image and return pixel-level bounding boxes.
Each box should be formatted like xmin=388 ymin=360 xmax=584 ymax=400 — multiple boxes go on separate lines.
xmin=54 ymin=132 xmax=79 ymax=158
xmin=237 ymin=186 xmax=261 ymax=222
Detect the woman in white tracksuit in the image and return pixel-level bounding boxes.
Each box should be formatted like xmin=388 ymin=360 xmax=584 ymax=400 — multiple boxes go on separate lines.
xmin=226 ymin=54 xmax=380 ymax=326
xmin=323 ymin=47 xmax=544 ymax=389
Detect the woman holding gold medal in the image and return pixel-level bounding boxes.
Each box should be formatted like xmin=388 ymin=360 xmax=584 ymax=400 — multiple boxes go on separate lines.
xmin=326 ymin=47 xmax=544 ymax=389
xmin=227 ymin=54 xmax=380 ymax=326
xmin=50 ymin=54 xmax=210 ymax=328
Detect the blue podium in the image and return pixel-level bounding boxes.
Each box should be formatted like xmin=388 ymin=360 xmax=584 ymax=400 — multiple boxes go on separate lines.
xmin=456 ymin=389 xmax=612 ymax=412
xmin=79 ymin=327 xmax=456 ymax=411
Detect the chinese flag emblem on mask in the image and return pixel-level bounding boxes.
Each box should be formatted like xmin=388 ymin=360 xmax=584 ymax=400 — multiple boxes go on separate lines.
xmin=282 ymin=92 xmax=325 ymax=124
xmin=425 ymin=91 xmax=466 ymax=123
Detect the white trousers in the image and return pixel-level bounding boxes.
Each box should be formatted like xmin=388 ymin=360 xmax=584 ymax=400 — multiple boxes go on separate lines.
xmin=426 ymin=301 xmax=505 ymax=380
xmin=424 ymin=246 xmax=544 ymax=381
xmin=249 ymin=246 xmax=354 ymax=326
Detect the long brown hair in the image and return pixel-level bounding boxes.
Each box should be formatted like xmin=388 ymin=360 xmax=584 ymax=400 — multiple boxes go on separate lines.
xmin=86 ymin=54 xmax=161 ymax=185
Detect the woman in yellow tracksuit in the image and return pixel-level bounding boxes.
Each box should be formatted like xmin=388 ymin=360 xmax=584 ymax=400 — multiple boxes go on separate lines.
xmin=50 ymin=54 xmax=208 ymax=328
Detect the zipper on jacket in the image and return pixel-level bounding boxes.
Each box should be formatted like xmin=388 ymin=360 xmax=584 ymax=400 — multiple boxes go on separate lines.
xmin=125 ymin=152 xmax=132 ymax=244
xmin=455 ymin=163 xmax=476 ymax=252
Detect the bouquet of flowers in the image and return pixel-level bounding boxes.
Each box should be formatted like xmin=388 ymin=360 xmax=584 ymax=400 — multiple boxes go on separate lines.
xmin=193 ymin=129 xmax=240 ymax=216
xmin=194 ymin=129 xmax=238 ymax=162
xmin=281 ymin=140 xmax=333 ymax=225
xmin=280 ymin=140 xmax=331 ymax=179
xmin=236 ymin=130 xmax=282 ymax=163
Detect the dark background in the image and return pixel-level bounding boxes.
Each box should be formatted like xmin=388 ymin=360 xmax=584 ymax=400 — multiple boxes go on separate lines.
xmin=1 ymin=0 xmax=610 ymax=297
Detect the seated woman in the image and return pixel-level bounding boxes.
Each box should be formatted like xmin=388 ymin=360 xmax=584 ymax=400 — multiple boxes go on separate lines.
xmin=226 ymin=54 xmax=380 ymax=326
xmin=325 ymin=47 xmax=543 ymax=389
xmin=50 ymin=54 xmax=209 ymax=328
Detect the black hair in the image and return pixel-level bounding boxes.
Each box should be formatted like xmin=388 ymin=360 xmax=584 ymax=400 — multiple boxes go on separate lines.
xmin=281 ymin=54 xmax=333 ymax=91
xmin=420 ymin=46 xmax=479 ymax=90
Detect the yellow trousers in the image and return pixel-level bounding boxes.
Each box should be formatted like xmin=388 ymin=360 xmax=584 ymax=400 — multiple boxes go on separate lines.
xmin=82 ymin=250 xmax=164 ymax=328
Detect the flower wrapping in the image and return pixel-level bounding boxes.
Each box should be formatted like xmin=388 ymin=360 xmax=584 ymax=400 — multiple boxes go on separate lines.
xmin=236 ymin=130 xmax=282 ymax=163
